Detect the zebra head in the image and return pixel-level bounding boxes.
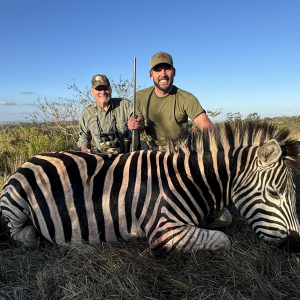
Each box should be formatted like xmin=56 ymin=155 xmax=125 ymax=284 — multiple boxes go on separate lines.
xmin=233 ymin=138 xmax=300 ymax=252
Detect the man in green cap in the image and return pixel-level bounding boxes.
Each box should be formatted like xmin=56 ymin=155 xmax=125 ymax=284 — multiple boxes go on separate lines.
xmin=128 ymin=51 xmax=213 ymax=150
xmin=78 ymin=74 xmax=133 ymax=154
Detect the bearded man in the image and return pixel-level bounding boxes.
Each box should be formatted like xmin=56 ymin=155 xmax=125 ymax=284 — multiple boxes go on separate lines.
xmin=128 ymin=52 xmax=213 ymax=151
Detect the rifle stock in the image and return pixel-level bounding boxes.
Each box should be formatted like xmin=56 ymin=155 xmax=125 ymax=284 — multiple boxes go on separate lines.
xmin=132 ymin=57 xmax=141 ymax=151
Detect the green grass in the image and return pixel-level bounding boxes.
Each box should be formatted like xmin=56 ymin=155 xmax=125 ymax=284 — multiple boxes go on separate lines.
xmin=0 ymin=122 xmax=75 ymax=189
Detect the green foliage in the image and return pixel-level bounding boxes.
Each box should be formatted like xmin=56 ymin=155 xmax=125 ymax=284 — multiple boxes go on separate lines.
xmin=207 ymin=110 xmax=221 ymax=122
xmin=0 ymin=122 xmax=73 ymax=181
xmin=245 ymin=112 xmax=261 ymax=121
xmin=226 ymin=112 xmax=243 ymax=122
xmin=277 ymin=124 xmax=289 ymax=131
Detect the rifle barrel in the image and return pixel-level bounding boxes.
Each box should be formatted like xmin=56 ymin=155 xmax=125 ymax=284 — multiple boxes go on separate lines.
xmin=133 ymin=57 xmax=136 ymax=116
xmin=132 ymin=57 xmax=140 ymax=151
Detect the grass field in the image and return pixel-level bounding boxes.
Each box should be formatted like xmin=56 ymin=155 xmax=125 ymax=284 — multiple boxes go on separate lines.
xmin=0 ymin=117 xmax=300 ymax=300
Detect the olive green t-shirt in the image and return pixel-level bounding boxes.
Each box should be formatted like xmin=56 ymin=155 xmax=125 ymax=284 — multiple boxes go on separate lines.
xmin=136 ymin=85 xmax=205 ymax=146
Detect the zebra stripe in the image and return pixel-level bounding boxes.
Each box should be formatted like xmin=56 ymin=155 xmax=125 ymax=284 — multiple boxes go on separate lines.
xmin=1 ymin=121 xmax=300 ymax=253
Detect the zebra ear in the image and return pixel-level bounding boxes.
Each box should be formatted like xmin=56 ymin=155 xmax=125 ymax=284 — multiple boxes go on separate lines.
xmin=257 ymin=139 xmax=282 ymax=165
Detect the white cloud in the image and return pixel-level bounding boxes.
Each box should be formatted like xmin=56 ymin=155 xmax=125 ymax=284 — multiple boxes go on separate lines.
xmin=0 ymin=101 xmax=16 ymax=105
xmin=20 ymin=91 xmax=35 ymax=95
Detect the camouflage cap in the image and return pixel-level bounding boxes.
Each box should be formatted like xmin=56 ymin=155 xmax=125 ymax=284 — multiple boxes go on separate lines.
xmin=91 ymin=74 xmax=110 ymax=88
xmin=150 ymin=52 xmax=173 ymax=70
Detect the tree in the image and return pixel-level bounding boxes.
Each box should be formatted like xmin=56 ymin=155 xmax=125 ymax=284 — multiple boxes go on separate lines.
xmin=110 ymin=75 xmax=142 ymax=101
xmin=226 ymin=112 xmax=242 ymax=122
xmin=32 ymin=96 xmax=86 ymax=146
xmin=207 ymin=110 xmax=221 ymax=122
xmin=245 ymin=112 xmax=261 ymax=121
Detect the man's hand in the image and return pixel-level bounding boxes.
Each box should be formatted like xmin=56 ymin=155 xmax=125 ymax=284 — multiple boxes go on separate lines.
xmin=128 ymin=117 xmax=145 ymax=133
xmin=81 ymin=146 xmax=91 ymax=153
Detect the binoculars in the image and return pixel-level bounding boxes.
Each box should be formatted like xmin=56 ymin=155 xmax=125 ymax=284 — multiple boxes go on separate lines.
xmin=100 ymin=133 xmax=116 ymax=143
xmin=99 ymin=133 xmax=132 ymax=154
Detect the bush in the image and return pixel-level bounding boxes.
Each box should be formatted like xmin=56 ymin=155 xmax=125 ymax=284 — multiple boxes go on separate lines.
xmin=0 ymin=122 xmax=74 ymax=182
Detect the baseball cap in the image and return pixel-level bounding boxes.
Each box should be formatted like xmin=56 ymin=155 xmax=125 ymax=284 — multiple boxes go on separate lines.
xmin=150 ymin=52 xmax=173 ymax=70
xmin=91 ymin=74 xmax=110 ymax=88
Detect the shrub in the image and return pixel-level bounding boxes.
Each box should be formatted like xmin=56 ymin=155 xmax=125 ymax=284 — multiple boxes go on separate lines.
xmin=0 ymin=122 xmax=74 ymax=180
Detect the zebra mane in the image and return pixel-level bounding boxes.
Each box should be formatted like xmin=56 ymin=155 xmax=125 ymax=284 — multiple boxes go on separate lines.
xmin=169 ymin=120 xmax=300 ymax=172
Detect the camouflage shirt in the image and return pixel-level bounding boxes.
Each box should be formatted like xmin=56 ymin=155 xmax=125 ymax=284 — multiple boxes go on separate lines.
xmin=77 ymin=98 xmax=133 ymax=151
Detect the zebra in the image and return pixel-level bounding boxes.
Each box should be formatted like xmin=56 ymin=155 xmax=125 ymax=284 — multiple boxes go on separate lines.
xmin=0 ymin=120 xmax=300 ymax=253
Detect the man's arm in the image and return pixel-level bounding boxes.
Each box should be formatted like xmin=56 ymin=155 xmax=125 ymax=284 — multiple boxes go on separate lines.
xmin=77 ymin=115 xmax=92 ymax=152
xmin=193 ymin=112 xmax=214 ymax=131
xmin=183 ymin=92 xmax=214 ymax=132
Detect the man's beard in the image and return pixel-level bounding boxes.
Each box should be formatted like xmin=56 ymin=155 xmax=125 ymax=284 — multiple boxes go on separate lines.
xmin=97 ymin=96 xmax=111 ymax=103
xmin=153 ymin=76 xmax=174 ymax=93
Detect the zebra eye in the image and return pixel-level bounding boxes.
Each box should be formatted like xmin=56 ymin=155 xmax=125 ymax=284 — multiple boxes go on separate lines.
xmin=266 ymin=187 xmax=281 ymax=200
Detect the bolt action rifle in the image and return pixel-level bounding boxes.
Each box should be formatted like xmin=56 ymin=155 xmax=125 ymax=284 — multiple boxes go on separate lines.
xmin=132 ymin=57 xmax=141 ymax=151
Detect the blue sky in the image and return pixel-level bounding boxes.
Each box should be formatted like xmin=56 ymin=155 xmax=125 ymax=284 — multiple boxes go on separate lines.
xmin=0 ymin=0 xmax=299 ymax=123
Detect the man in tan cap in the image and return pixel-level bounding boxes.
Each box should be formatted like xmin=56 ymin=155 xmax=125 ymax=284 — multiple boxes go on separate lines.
xmin=78 ymin=74 xmax=133 ymax=153
xmin=128 ymin=51 xmax=213 ymax=150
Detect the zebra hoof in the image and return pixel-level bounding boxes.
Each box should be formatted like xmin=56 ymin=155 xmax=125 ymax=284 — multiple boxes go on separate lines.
xmin=19 ymin=225 xmax=39 ymax=250
xmin=200 ymin=208 xmax=233 ymax=229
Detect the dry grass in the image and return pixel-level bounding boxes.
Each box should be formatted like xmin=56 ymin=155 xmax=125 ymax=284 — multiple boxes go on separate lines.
xmin=264 ymin=116 xmax=300 ymax=139
xmin=1 ymin=173 xmax=300 ymax=300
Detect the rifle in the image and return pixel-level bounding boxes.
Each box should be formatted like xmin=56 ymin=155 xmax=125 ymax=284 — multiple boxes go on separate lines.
xmin=132 ymin=57 xmax=141 ymax=151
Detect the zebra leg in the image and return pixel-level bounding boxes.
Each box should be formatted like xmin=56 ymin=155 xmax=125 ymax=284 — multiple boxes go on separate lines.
xmin=11 ymin=225 xmax=39 ymax=249
xmin=149 ymin=225 xmax=231 ymax=254
xmin=2 ymin=207 xmax=39 ymax=249
xmin=199 ymin=208 xmax=232 ymax=229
